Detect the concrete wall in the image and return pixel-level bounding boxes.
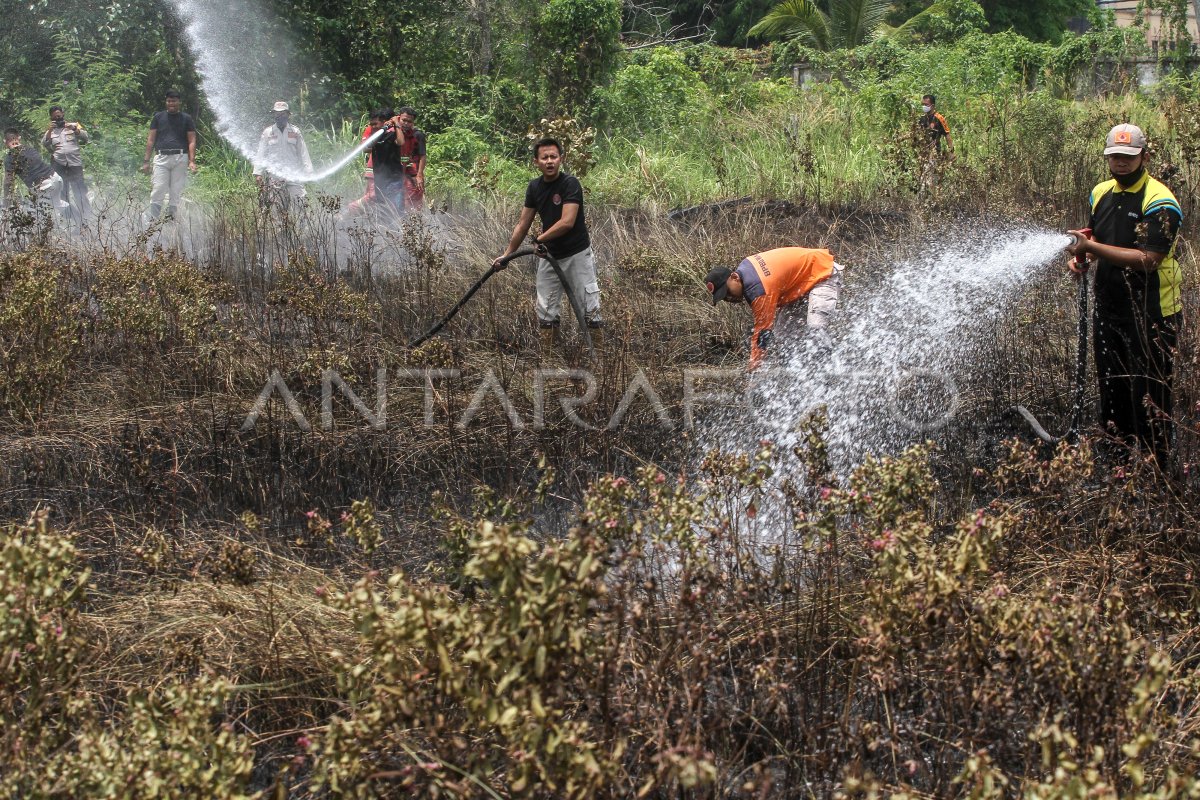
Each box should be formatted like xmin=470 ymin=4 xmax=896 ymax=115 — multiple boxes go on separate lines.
xmin=1097 ymin=0 xmax=1200 ymax=48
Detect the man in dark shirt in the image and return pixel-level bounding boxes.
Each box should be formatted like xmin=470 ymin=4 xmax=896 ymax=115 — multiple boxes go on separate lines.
xmin=3 ymin=128 xmax=64 ymax=213
xmin=1065 ymin=123 xmax=1183 ymax=464
xmin=919 ymin=94 xmax=953 ymax=155
xmin=141 ymin=89 xmax=197 ymax=221
xmin=369 ymin=106 xmax=412 ymax=214
xmin=493 ymin=137 xmax=602 ymax=356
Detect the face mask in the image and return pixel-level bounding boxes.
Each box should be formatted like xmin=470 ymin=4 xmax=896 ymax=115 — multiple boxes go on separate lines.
xmin=921 ymin=105 xmax=931 ymax=113
xmin=1112 ymin=163 xmax=1145 ymax=188
xmin=54 ymin=119 xmax=66 ymax=128
xmin=275 ymin=116 xmax=288 ymax=129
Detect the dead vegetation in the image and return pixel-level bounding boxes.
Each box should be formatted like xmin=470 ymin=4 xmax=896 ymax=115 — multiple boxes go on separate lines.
xmin=2 ymin=181 xmax=1200 ymax=796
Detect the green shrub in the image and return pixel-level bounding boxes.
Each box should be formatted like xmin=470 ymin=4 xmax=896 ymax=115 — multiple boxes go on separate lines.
xmin=63 ymin=679 xmax=257 ymax=799
xmin=594 ymin=47 xmax=712 ymax=136
xmin=428 ymin=126 xmax=493 ymax=174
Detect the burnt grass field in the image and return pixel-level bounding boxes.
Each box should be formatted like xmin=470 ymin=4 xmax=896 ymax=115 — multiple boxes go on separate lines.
xmin=3 ymin=183 xmax=1200 ymax=797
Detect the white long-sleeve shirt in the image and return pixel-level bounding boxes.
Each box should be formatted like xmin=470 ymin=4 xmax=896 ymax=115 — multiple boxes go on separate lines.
xmin=253 ymin=123 xmax=313 ymax=179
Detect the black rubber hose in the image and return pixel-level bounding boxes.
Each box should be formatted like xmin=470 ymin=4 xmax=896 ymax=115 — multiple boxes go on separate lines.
xmin=408 ymin=247 xmax=533 ymax=349
xmin=408 ymin=246 xmax=594 ymax=357
xmin=1012 ymin=274 xmax=1089 ymax=445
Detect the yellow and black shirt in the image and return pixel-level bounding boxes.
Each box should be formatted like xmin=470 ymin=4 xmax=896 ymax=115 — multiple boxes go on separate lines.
xmin=1088 ymin=171 xmax=1183 ymax=321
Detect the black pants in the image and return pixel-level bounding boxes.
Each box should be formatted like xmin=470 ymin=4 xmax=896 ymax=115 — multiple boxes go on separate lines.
xmin=53 ymin=162 xmax=91 ymax=225
xmin=1093 ymin=311 xmax=1180 ymax=461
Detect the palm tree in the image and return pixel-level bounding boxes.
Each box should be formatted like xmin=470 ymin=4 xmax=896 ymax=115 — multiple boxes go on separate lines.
xmin=747 ymin=0 xmax=891 ymax=50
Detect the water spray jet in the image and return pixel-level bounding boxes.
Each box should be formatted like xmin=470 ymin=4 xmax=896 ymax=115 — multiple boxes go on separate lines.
xmin=167 ymin=0 xmax=381 ymax=184
xmin=1012 ymin=230 xmax=1090 ymax=445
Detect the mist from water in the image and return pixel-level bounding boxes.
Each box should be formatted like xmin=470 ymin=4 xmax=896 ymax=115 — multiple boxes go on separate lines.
xmin=707 ymin=226 xmax=1073 ymax=476
xmin=167 ymin=0 xmax=378 ymax=183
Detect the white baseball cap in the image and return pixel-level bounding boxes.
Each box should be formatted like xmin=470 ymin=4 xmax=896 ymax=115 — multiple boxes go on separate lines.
xmin=272 ymin=101 xmax=290 ymax=113
xmin=1104 ymin=123 xmax=1146 ymax=156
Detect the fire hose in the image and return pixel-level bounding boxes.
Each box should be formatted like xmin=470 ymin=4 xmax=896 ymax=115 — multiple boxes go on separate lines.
xmin=1012 ymin=229 xmax=1091 ymax=445
xmin=408 ymin=246 xmax=594 ymax=357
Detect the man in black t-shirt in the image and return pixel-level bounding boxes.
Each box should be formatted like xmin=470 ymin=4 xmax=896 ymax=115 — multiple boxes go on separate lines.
xmin=493 ymin=137 xmax=602 ymax=355
xmin=141 ymin=89 xmax=197 ymax=221
xmin=1065 ymin=123 xmax=1183 ymax=463
xmin=3 ymin=128 xmax=65 ymax=213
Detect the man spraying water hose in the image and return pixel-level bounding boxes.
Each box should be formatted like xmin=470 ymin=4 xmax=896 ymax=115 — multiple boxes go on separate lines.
xmin=343 ymin=110 xmax=388 ymax=218
xmin=493 ymin=137 xmax=603 ymax=358
xmin=1064 ymin=123 xmax=1183 ymax=465
xmin=370 ymin=107 xmax=427 ymax=214
xmin=706 ymin=247 xmax=844 ymax=370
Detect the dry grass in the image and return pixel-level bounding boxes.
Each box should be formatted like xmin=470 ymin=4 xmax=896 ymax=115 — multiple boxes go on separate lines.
xmin=2 ymin=177 xmax=1200 ymax=796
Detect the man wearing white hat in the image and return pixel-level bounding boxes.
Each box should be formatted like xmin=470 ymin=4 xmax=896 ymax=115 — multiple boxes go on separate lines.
xmin=1065 ymin=123 xmax=1183 ymax=464
xmin=253 ymin=101 xmax=314 ymax=210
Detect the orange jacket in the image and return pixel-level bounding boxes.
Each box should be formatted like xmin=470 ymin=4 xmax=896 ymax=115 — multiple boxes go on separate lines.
xmin=741 ymin=247 xmax=835 ymax=367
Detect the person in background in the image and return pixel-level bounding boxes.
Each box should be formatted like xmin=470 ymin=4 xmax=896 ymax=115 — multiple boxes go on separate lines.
xmin=1065 ymin=123 xmax=1183 ymax=465
xmin=253 ymin=100 xmax=313 ymax=211
xmin=705 ymin=247 xmax=844 ymax=370
xmin=344 ymin=109 xmax=387 ymax=218
xmin=394 ymin=106 xmax=427 ymax=212
xmin=493 ymin=137 xmax=603 ymax=357
xmin=4 ymin=128 xmax=65 ymax=214
xmin=367 ymin=106 xmax=405 ymax=213
xmin=918 ymin=93 xmax=954 ymax=193
xmin=41 ymin=105 xmax=91 ymax=226
xmin=920 ymin=94 xmax=953 ymax=157
xmin=141 ymin=89 xmax=197 ymax=222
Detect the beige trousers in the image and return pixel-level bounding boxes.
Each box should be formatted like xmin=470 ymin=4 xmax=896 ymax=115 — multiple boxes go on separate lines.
xmin=535 ymin=247 xmax=602 ymax=326
xmin=149 ymin=153 xmax=190 ymax=218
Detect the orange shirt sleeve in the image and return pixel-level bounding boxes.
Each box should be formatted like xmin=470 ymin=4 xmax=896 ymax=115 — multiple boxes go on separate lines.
xmin=748 ymin=295 xmax=778 ymax=369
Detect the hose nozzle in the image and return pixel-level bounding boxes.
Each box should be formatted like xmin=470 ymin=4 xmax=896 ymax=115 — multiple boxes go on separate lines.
xmin=1072 ymin=227 xmax=1093 ymax=272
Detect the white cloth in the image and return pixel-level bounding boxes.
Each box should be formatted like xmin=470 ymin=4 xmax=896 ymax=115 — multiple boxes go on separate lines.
xmin=34 ymin=173 xmax=67 ymax=208
xmin=806 ymin=261 xmax=842 ymax=330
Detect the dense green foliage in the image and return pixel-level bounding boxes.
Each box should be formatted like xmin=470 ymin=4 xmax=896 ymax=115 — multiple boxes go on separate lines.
xmin=1 ymin=0 xmax=1185 ymax=221
xmin=885 ymin=0 xmax=1095 ymax=42
xmin=3 ymin=0 xmax=1185 ymax=217
xmin=747 ymin=0 xmax=892 ymax=49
